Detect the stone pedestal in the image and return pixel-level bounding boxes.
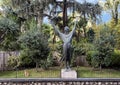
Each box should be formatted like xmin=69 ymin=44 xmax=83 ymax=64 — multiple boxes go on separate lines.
xmin=61 ymin=69 xmax=77 ymax=78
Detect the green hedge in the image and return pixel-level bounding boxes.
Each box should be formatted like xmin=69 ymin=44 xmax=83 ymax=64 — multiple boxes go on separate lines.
xmin=86 ymin=51 xmax=98 ymax=65
xmin=111 ymin=49 xmax=120 ymax=67
xmin=87 ymin=50 xmax=120 ymax=68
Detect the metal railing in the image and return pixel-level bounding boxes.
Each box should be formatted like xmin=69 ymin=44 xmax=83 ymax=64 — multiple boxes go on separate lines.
xmin=0 ymin=78 xmax=120 ymax=85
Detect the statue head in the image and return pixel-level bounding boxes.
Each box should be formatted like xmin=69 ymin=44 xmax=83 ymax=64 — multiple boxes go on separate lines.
xmin=64 ymin=26 xmax=69 ymax=34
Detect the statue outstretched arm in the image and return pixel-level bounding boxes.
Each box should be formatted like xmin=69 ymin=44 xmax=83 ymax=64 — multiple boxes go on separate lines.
xmin=71 ymin=19 xmax=78 ymax=34
xmin=51 ymin=22 xmax=62 ymax=37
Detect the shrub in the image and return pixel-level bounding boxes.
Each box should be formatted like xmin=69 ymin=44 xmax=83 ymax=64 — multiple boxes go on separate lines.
xmin=111 ymin=49 xmax=120 ymax=67
xmin=92 ymin=25 xmax=115 ymax=68
xmin=86 ymin=51 xmax=98 ymax=66
xmin=18 ymin=29 xmax=50 ymax=70
xmin=72 ymin=42 xmax=86 ymax=66
xmin=87 ymin=28 xmax=95 ymax=43
xmin=7 ymin=56 xmax=20 ymax=69
xmin=19 ymin=50 xmax=35 ymax=68
xmin=74 ymin=43 xmax=86 ymax=56
xmin=39 ymin=52 xmax=54 ymax=70
xmin=74 ymin=42 xmax=95 ymax=56
xmin=19 ymin=49 xmax=53 ymax=69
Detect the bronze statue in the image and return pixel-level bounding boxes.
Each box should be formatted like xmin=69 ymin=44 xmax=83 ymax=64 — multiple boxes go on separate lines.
xmin=51 ymin=17 xmax=78 ymax=70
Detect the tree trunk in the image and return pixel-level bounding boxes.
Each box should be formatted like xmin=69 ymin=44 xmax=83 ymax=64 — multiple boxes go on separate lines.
xmin=111 ymin=1 xmax=118 ymax=25
xmin=114 ymin=6 xmax=118 ymax=25
xmin=36 ymin=62 xmax=39 ymax=72
xmin=20 ymin=22 xmax=26 ymax=33
xmin=83 ymin=26 xmax=86 ymax=37
xmin=53 ymin=34 xmax=56 ymax=44
xmin=63 ymin=0 xmax=67 ymax=28
xmin=77 ymin=29 xmax=80 ymax=42
xmin=99 ymin=64 xmax=102 ymax=71
xmin=37 ymin=12 xmax=43 ymax=31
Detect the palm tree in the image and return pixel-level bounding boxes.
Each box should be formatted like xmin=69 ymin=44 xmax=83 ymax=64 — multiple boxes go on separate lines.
xmin=75 ymin=1 xmax=102 ymax=37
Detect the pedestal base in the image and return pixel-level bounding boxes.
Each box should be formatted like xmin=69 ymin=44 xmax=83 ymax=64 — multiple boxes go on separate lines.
xmin=61 ymin=69 xmax=77 ymax=78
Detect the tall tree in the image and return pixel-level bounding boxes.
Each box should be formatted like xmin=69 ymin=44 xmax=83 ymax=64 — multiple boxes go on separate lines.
xmin=99 ymin=0 xmax=120 ymax=25
xmin=52 ymin=1 xmax=102 ymax=34
xmin=2 ymin=0 xmax=54 ymax=31
xmin=75 ymin=1 xmax=102 ymax=37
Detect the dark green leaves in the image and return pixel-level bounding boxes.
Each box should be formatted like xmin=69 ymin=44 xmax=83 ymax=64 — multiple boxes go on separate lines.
xmin=0 ymin=17 xmax=20 ymax=51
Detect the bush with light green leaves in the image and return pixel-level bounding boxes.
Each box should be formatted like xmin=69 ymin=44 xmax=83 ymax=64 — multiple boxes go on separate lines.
xmin=92 ymin=25 xmax=116 ymax=68
xmin=18 ymin=29 xmax=51 ymax=70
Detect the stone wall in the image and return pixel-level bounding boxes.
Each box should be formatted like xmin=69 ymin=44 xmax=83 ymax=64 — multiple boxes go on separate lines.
xmin=0 ymin=78 xmax=120 ymax=85
xmin=75 ymin=55 xmax=89 ymax=66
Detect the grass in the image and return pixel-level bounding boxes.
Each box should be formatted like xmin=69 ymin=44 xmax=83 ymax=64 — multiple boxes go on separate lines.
xmin=76 ymin=67 xmax=120 ymax=78
xmin=0 ymin=66 xmax=120 ymax=78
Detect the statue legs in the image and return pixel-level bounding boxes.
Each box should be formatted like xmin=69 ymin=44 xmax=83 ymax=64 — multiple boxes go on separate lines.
xmin=63 ymin=43 xmax=71 ymax=70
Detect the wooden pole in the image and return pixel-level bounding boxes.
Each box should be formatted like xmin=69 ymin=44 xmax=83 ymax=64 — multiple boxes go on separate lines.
xmin=63 ymin=0 xmax=67 ymax=28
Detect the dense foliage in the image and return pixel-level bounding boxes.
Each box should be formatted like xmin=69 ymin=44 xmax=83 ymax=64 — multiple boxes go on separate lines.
xmin=18 ymin=29 xmax=50 ymax=70
xmin=111 ymin=49 xmax=120 ymax=67
xmin=0 ymin=0 xmax=119 ymax=71
xmin=0 ymin=17 xmax=20 ymax=51
xmin=86 ymin=25 xmax=116 ymax=68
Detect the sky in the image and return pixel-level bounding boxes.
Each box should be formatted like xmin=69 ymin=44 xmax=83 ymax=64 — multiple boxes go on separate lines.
xmin=101 ymin=11 xmax=111 ymax=23
xmin=76 ymin=0 xmax=98 ymax=3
